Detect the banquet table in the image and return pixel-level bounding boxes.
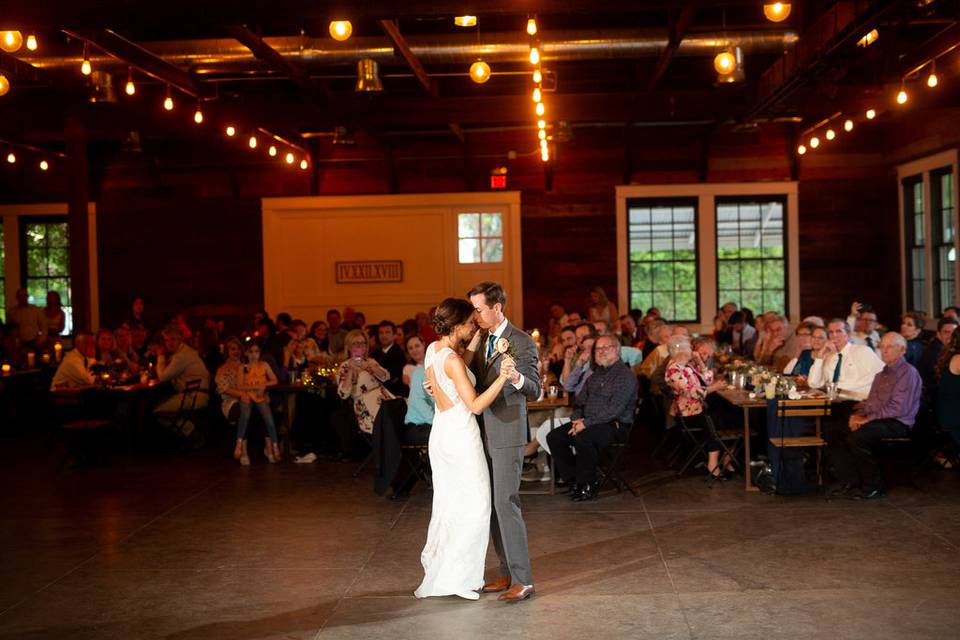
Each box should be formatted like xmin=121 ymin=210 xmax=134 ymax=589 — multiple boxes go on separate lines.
xmin=521 ymin=394 xmax=571 ymax=496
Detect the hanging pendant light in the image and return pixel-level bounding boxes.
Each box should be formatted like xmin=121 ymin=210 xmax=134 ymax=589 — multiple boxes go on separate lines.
xmin=125 ymin=67 xmax=136 ymax=95
xmin=329 ymin=21 xmax=352 ymax=41
xmin=0 ymin=31 xmax=23 ymax=53
xmin=0 ymin=73 xmax=10 ymax=97
xmin=163 ymin=85 xmax=174 ymax=110
xmin=469 ymin=60 xmax=491 ymax=84
xmin=355 ymin=59 xmax=383 ymax=92
xmin=25 ymin=34 xmax=38 ymax=51
xmin=763 ymin=3 xmax=792 ymax=23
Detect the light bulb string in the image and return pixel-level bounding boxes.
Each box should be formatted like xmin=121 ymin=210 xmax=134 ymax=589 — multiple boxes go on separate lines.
xmin=899 ymin=40 xmax=959 ymax=82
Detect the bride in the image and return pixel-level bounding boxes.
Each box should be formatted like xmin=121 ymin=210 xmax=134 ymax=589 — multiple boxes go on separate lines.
xmin=415 ymin=298 xmax=514 ymax=600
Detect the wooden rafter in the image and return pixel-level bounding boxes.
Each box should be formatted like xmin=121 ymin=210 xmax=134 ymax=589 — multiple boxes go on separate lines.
xmin=647 ymin=7 xmax=695 ymax=90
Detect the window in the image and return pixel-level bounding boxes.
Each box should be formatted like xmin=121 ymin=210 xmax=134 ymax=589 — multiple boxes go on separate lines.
xmin=932 ymin=168 xmax=956 ymax=315
xmin=627 ymin=198 xmax=698 ymax=322
xmin=21 ymin=219 xmax=72 ymax=333
xmin=902 ymin=176 xmax=926 ymax=313
xmin=458 ymin=212 xmax=503 ymax=263
xmin=716 ymin=197 xmax=787 ymax=315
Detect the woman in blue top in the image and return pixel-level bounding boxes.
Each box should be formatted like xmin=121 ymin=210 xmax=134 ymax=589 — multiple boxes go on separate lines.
xmin=402 ymin=334 xmax=434 ymax=445
xmin=935 ymin=332 xmax=960 ymax=446
xmin=783 ymin=322 xmax=817 ymax=376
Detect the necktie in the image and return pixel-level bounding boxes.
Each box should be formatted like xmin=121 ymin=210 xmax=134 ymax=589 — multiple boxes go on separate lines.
xmin=832 ymin=352 xmax=843 ymax=383
xmin=866 ymin=336 xmax=874 ymax=350
xmin=487 ymin=334 xmax=496 ymax=359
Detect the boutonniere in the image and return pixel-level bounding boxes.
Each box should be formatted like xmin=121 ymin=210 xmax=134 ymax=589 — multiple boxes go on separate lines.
xmin=495 ymin=338 xmax=511 ymax=355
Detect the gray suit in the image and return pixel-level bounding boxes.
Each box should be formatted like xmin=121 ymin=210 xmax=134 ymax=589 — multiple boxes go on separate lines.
xmin=470 ymin=321 xmax=540 ymax=585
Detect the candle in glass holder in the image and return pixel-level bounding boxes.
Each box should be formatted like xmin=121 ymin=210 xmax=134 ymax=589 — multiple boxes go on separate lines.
xmin=41 ymin=353 xmax=51 ymax=365
xmin=54 ymin=342 xmax=63 ymax=362
xmin=27 ymin=352 xmax=36 ymax=368
xmin=1 ymin=364 xmax=10 ymax=376
xmin=531 ymin=328 xmax=541 ymax=345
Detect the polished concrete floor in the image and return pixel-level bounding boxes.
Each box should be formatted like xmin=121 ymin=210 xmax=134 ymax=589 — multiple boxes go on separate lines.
xmin=3 ymin=439 xmax=960 ymax=640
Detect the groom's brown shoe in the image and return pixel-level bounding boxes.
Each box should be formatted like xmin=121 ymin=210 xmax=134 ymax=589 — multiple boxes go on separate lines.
xmin=498 ymin=584 xmax=535 ymax=602
xmin=481 ymin=576 xmax=511 ymax=593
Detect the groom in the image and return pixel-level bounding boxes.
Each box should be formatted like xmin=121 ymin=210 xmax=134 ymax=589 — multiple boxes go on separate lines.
xmin=467 ymin=281 xmax=540 ymax=602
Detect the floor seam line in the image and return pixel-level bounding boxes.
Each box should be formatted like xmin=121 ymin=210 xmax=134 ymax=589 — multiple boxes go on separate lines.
xmin=642 ymin=496 xmax=696 ymax=640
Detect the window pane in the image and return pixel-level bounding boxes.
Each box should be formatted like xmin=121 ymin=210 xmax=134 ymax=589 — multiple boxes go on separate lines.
xmin=27 ymin=249 xmax=47 ymax=277
xmin=458 ymin=213 xmax=480 ymax=238
xmin=716 ymin=198 xmax=786 ymax=315
xmin=47 ymin=247 xmax=69 ymax=276
xmin=481 ymin=213 xmax=502 ymax=238
xmin=675 ymin=292 xmax=697 ymax=320
xmin=481 ymin=238 xmax=503 ymax=263
xmin=458 ymin=238 xmax=480 ymax=263
xmin=631 ymin=263 xmax=652 ymax=290
xmin=652 ymin=262 xmax=674 ymax=291
xmin=47 ymin=223 xmax=69 ymax=247
xmin=762 ymin=259 xmax=784 ymax=289
xmin=25 ymin=224 xmax=46 ymax=248
xmin=675 ymin=262 xmax=696 ymax=290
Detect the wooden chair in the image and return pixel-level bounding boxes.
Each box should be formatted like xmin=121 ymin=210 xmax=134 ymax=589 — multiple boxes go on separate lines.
xmin=596 ymin=424 xmax=638 ymax=497
xmin=155 ymin=379 xmax=206 ymax=439
xmin=50 ymin=388 xmax=114 ymax=471
xmin=769 ymin=398 xmax=830 ymax=486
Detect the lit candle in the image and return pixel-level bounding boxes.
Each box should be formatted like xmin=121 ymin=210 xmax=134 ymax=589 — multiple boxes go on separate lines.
xmin=54 ymin=342 xmax=63 ymax=362
xmin=41 ymin=353 xmax=51 ymax=365
xmin=1 ymin=364 xmax=10 ymax=375
xmin=531 ymin=328 xmax=541 ymax=345
xmin=27 ymin=352 xmax=35 ymax=368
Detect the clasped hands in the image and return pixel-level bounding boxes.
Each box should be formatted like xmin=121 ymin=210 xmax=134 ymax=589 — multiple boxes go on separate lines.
xmin=567 ymin=418 xmax=586 ymax=436
xmin=500 ymin=356 xmax=521 ymax=385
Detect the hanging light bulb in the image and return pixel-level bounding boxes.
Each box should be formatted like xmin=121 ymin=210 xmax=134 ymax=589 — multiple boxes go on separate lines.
xmin=285 ymin=152 xmax=295 ymax=164
xmin=532 ymin=69 xmax=542 ymax=84
xmin=825 ymin=128 xmax=836 ymax=141
xmin=0 ymin=31 xmax=23 ymax=53
xmin=537 ymin=119 xmax=546 ymax=129
xmin=268 ymin=145 xmax=277 ymax=157
xmin=454 ymin=16 xmax=477 ymax=27
xmin=535 ymin=102 xmax=545 ymax=116
xmin=0 ymin=73 xmax=9 ymax=97
xmin=25 ymin=34 xmax=37 ymax=51
xmin=300 ymin=159 xmax=309 ymax=170
xmin=896 ymin=84 xmax=908 ymax=105
xmin=866 ymin=108 xmax=876 ymax=120
xmin=857 ymin=29 xmax=879 ymax=48
xmin=225 ymin=125 xmax=236 ymax=137
xmin=714 ymin=50 xmax=737 ymax=75
xmin=163 ymin=85 xmax=174 ymax=111
xmin=532 ymin=87 xmax=541 ymax=103
xmin=81 ymin=44 xmax=92 ymax=76
xmin=329 ymin=20 xmax=353 ymax=41
xmin=763 ymin=3 xmax=792 ymax=22
xmin=469 ymin=60 xmax=491 ymax=84
xmin=844 ymin=119 xmax=854 ymax=132
xmin=809 ymin=136 xmax=820 ymax=149
xmin=927 ymin=62 xmax=938 ymax=88
xmin=529 ymin=47 xmax=540 ymax=65
xmin=797 ymin=144 xmax=807 ymax=155
xmin=193 ymin=104 xmax=204 ymax=124
xmin=248 ymin=135 xmax=258 ymax=149
xmin=124 ymin=67 xmax=135 ymax=95
xmin=39 ymin=160 xmax=49 ymax=171
xmin=527 ymin=18 xmax=538 ymax=36
xmin=538 ymin=129 xmax=546 ymax=140
xmin=6 ymin=152 xmax=15 ymax=164
xmin=541 ymin=146 xmax=549 ymax=162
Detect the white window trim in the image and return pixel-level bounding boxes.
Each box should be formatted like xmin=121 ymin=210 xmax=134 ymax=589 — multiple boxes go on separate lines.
xmin=0 ymin=202 xmax=99 ymax=330
xmin=896 ymin=149 xmax=959 ymax=320
xmin=616 ymin=182 xmax=799 ymax=333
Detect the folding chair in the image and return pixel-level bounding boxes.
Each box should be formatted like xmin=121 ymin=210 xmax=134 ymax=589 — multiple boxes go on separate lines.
xmin=597 ymin=423 xmax=638 ymax=497
xmin=769 ymin=398 xmax=829 ymax=487
xmin=51 ymin=388 xmax=114 ymax=471
xmin=155 ymin=380 xmax=206 ymax=436
xmin=676 ymin=411 xmax=745 ymax=484
xmin=398 ymin=443 xmax=432 ymax=492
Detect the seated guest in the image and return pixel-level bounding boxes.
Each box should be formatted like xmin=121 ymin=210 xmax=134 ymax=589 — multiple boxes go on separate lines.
xmin=548 ymin=325 xmax=578 ymax=380
xmin=547 ymin=334 xmax=637 ymax=501
xmin=44 ymin=291 xmax=66 ymax=339
xmin=50 ymin=332 xmax=97 ymax=390
xmin=308 ymin=320 xmax=330 ymax=361
xmin=400 ymin=319 xmax=419 ymax=345
xmin=783 ymin=322 xmax=817 ymax=376
xmin=365 ymin=324 xmax=379 ymax=352
xmin=808 ymin=318 xmax=884 ymax=400
xmin=547 ymin=301 xmax=569 ymax=341
xmin=664 ymin=335 xmax=730 ymax=480
xmin=284 ymin=336 xmax=309 ymax=373
xmin=325 ymin=309 xmax=348 ymax=356
xmin=712 ymin=301 xmax=739 ymax=344
xmin=402 ymin=334 xmax=433 ymax=445
xmin=335 ymin=329 xmax=393 ymax=457
xmin=565 ymin=310 xmax=583 ymax=326
xmin=944 ymin=306 xmax=960 ymax=321
xmin=235 ymin=341 xmax=280 ymax=464
xmin=114 ymin=326 xmax=140 ymax=368
xmin=803 ymin=315 xmax=826 ymax=328
xmin=154 ymin=327 xmax=210 ymax=439
xmin=587 ymin=287 xmax=618 ymax=325
xmin=127 ymin=296 xmax=147 ymax=330
xmin=215 ymin=337 xmax=244 ymax=424
xmin=560 ymin=324 xmax=597 ymax=394
xmin=373 ymin=321 xmax=408 ymax=396
xmin=637 ymin=322 xmax=673 ymax=379
xmin=6 ymin=288 xmax=46 ymax=348
xmin=825 ymin=333 xmax=921 ymax=498
xmin=935 ymin=332 xmax=960 ymax=447
xmin=130 ymin=325 xmax=149 ymax=362
xmin=754 ymin=315 xmax=795 ymax=372
xmin=641 ymin=318 xmax=666 ymax=359
xmin=96 ymin=327 xmax=138 ymax=376
xmin=353 ymin=311 xmax=367 ymax=332
xmin=918 ymin=317 xmax=959 ymax=393
xmin=727 ymin=311 xmax=757 ymax=358
xmin=847 ymin=302 xmax=880 ymax=353
xmin=618 ymin=314 xmax=641 ymax=348
xmin=900 ymin=311 xmax=926 ymax=367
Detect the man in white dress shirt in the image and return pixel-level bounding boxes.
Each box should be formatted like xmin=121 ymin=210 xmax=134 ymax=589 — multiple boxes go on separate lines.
xmin=808 ymin=318 xmax=884 ymax=400
xmin=50 ymin=332 xmax=97 ymax=390
xmin=846 ymin=302 xmax=881 ymax=354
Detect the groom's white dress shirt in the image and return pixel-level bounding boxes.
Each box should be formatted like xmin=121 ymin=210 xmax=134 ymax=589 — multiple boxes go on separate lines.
xmin=488 ymin=318 xmax=526 ymax=391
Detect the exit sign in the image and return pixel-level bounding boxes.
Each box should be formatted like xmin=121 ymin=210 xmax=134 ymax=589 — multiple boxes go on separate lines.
xmin=490 ymin=175 xmax=507 ymax=189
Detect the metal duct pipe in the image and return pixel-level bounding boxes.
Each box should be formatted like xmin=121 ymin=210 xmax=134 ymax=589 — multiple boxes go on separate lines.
xmin=30 ymin=28 xmax=796 ymax=74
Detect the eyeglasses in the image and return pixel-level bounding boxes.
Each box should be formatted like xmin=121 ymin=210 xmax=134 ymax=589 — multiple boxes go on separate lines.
xmin=594 ymin=345 xmax=619 ymax=352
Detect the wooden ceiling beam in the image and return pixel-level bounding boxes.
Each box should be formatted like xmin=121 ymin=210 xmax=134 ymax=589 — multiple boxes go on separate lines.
xmin=229 ymin=25 xmax=322 ymax=96
xmin=647 ymin=7 xmax=695 ymax=90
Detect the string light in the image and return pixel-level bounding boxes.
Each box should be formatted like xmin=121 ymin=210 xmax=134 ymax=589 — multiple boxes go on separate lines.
xmin=537 ymin=119 xmax=546 ymax=129
xmin=225 ymin=125 xmax=236 ymax=137
xmin=797 ymin=144 xmax=807 ymax=155
xmin=329 ymin=21 xmax=352 ymax=41
xmin=268 ymin=145 xmax=277 ymax=157
xmin=248 ymin=135 xmax=258 ymax=149
xmin=532 ymin=87 xmax=541 ymax=103
xmin=763 ymin=3 xmax=792 ymax=22
xmin=866 ymin=108 xmax=876 ymax=120
xmin=527 ymin=19 xmax=538 ymax=36
xmin=81 ymin=44 xmax=92 ymax=76
xmin=6 ymin=152 xmax=15 ymax=164
xmin=25 ymin=34 xmax=37 ymax=51
xmin=714 ymin=50 xmax=736 ymax=75
xmin=809 ymin=136 xmax=820 ymax=148
xmin=163 ymin=85 xmax=174 ymax=111
xmin=541 ymin=146 xmax=549 ymax=162
xmin=469 ymin=60 xmax=491 ymax=84
xmin=39 ymin=160 xmax=48 ymax=171
xmin=0 ymin=73 xmax=9 ymax=97
xmin=844 ymin=119 xmax=854 ymax=132
xmin=529 ymin=47 xmax=540 ymax=65
xmin=285 ymin=152 xmax=295 ymax=164
xmin=535 ymin=102 xmax=545 ymax=116
xmin=0 ymin=31 xmax=23 ymax=53
xmin=896 ymin=84 xmax=908 ymax=105
xmin=825 ymin=128 xmax=836 ymax=141
xmin=193 ymin=103 xmax=204 ymax=124
xmin=538 ymin=129 xmax=546 ymax=140
xmin=300 ymin=159 xmax=309 ymax=170
xmin=533 ymin=69 xmax=542 ymax=84
xmin=454 ymin=16 xmax=477 ymax=27
xmin=927 ymin=62 xmax=938 ymax=88
xmin=125 ymin=67 xmax=136 ymax=95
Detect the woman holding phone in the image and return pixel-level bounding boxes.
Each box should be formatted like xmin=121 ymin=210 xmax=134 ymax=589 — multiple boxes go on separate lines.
xmin=334 ymin=329 xmax=394 ymax=456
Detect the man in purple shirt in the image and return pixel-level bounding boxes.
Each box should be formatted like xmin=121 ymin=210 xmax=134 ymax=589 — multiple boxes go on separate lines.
xmin=826 ymin=332 xmax=922 ymax=499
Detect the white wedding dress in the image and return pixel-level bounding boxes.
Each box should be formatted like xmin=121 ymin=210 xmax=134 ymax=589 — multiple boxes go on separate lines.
xmin=414 ymin=343 xmax=491 ymax=600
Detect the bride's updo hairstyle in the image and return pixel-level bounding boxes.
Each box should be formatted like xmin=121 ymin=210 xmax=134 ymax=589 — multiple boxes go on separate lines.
xmin=432 ymin=298 xmax=476 ymax=337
